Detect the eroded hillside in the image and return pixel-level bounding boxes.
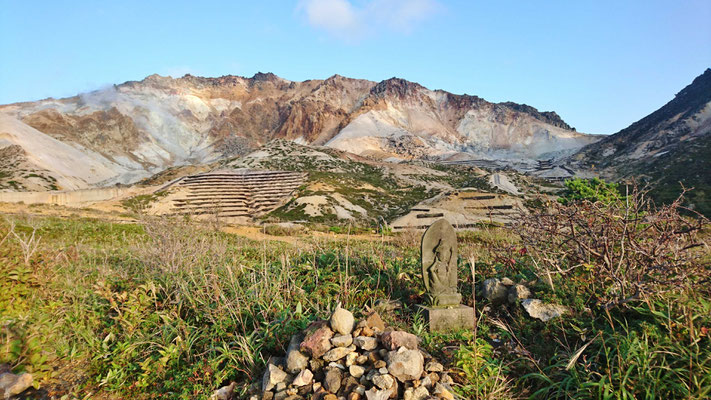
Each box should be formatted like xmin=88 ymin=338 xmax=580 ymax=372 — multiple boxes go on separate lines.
xmin=0 ymin=72 xmax=596 ymax=191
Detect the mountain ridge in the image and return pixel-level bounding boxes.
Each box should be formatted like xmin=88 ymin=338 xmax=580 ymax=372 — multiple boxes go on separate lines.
xmin=568 ymin=68 xmax=711 ymax=215
xmin=0 ymin=72 xmax=596 ymax=191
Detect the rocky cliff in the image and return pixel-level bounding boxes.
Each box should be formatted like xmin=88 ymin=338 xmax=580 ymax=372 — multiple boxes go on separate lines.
xmin=0 ymin=72 xmax=595 ymax=191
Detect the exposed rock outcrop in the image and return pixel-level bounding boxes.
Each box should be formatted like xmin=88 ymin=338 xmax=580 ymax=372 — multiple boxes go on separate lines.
xmin=0 ymin=72 xmax=595 ymax=190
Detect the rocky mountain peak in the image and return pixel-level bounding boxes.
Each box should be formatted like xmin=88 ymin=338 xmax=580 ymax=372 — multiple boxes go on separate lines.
xmin=251 ymin=72 xmax=280 ymax=82
xmin=0 ymin=71 xmax=596 ymax=192
xmin=370 ymin=77 xmax=425 ymax=99
xmin=499 ymin=102 xmax=574 ymax=131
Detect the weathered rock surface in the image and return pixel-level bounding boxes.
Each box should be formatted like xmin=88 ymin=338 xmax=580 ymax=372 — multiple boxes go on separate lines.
xmin=482 ymin=278 xmax=508 ymax=304
xmin=286 ymin=334 xmax=309 ymax=373
xmin=0 ymin=370 xmax=33 ymax=399
xmin=210 ymin=382 xmax=236 ymax=400
xmin=324 ymin=368 xmax=343 ymax=393
xmin=508 ymin=284 xmax=531 ymax=304
xmin=292 ymin=369 xmax=313 ymax=387
xmin=521 ymin=299 xmax=568 ymax=321
xmin=331 ymin=305 xmax=355 ymax=335
xmin=386 ymin=348 xmax=424 ymax=382
xmin=262 ymin=364 xmax=288 ymax=392
xmin=0 ymin=72 xmax=593 ymax=191
xmin=354 ymin=336 xmax=378 ymax=351
xmin=323 ymin=345 xmax=356 ymax=362
xmin=300 ymin=321 xmax=334 ymax=359
xmin=331 ymin=334 xmax=353 ymax=348
xmin=380 ymin=331 xmax=418 ymax=351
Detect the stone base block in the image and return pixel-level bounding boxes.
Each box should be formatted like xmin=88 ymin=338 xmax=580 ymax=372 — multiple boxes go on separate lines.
xmin=417 ymin=304 xmax=475 ymax=332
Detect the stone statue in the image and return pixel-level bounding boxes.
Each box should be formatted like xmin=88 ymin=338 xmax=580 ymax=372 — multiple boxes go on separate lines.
xmin=421 ymin=219 xmax=462 ymax=306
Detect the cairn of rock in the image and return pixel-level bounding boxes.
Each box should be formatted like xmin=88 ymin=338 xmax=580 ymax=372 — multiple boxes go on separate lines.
xmin=257 ymin=305 xmax=455 ymax=400
xmin=481 ymin=277 xmax=567 ymax=322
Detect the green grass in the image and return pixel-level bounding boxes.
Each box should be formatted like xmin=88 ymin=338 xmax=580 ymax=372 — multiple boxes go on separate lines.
xmin=1 ymin=214 xmax=709 ymax=399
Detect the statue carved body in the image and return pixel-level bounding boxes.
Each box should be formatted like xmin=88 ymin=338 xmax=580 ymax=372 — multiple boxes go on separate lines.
xmin=421 ymin=219 xmax=462 ymax=306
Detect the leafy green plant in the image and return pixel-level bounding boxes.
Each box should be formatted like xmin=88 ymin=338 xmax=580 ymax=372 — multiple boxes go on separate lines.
xmin=455 ymin=338 xmax=513 ymax=399
xmin=559 ymin=178 xmax=622 ymax=205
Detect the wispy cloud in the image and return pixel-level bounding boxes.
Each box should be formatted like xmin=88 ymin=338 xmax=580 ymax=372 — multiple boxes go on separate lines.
xmin=297 ymin=0 xmax=441 ymax=41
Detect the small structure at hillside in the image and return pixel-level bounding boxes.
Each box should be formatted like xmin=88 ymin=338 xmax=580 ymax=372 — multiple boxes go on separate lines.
xmin=154 ymin=169 xmax=306 ymax=220
xmin=391 ymin=190 xmax=525 ymax=230
xmin=418 ymin=219 xmax=475 ymax=331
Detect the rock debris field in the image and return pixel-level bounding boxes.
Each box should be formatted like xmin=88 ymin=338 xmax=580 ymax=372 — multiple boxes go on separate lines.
xmin=249 ymin=305 xmax=455 ymax=400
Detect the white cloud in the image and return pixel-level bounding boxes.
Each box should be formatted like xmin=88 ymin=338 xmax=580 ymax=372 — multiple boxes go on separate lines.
xmin=298 ymin=0 xmax=441 ymax=41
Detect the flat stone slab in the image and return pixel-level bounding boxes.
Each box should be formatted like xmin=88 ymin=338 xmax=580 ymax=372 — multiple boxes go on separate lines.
xmin=417 ymin=304 xmax=475 ymax=332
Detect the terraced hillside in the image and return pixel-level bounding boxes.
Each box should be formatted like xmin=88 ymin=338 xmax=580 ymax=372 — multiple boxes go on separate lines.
xmin=217 ymin=140 xmax=527 ymax=225
xmin=151 ymin=169 xmax=306 ymax=220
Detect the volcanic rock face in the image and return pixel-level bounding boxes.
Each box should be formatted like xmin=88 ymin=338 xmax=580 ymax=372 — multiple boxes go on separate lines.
xmin=569 ymin=68 xmax=711 ymax=215
xmin=0 ymin=72 xmax=595 ymax=191
xmin=571 ymin=68 xmax=711 ymax=169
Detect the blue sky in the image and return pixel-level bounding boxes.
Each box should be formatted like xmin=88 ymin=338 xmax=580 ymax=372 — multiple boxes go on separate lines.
xmin=1 ymin=0 xmax=709 ymax=134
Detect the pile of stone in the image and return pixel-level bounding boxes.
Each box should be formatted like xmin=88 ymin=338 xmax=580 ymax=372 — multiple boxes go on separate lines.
xmin=481 ymin=277 xmax=567 ymax=322
xmin=481 ymin=277 xmax=531 ymax=306
xmin=257 ymin=305 xmax=456 ymax=400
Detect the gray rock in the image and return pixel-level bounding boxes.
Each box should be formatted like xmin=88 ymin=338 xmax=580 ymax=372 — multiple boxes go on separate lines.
xmin=262 ymin=364 xmax=288 ymax=392
xmin=353 ymin=336 xmax=378 ymax=351
xmin=440 ymin=373 xmax=453 ymax=385
xmin=521 ymin=299 xmax=567 ymax=321
xmin=501 ymin=277 xmax=515 ymax=286
xmin=433 ymin=383 xmax=455 ymax=400
xmin=372 ymin=373 xmax=395 ymax=390
xmin=272 ymin=389 xmax=289 ymax=400
xmin=323 ymin=368 xmax=343 ymax=393
xmin=482 ymin=278 xmax=508 ymax=305
xmin=327 ymin=362 xmax=346 ymax=370
xmin=0 ymin=371 xmax=33 ymax=399
xmin=404 ymin=386 xmax=430 ymax=400
xmin=330 ymin=334 xmax=353 ymax=348
xmin=323 ymin=345 xmax=356 ymax=362
xmin=365 ymin=369 xmax=379 ymax=381
xmin=421 ymin=375 xmax=432 ymax=389
xmin=211 ymin=382 xmax=236 ymax=400
xmin=380 ymin=330 xmax=418 ymax=350
xmin=330 ymin=305 xmax=355 ymax=335
xmin=508 ymin=284 xmax=531 ymax=304
xmin=386 ymin=348 xmax=424 ymax=382
xmin=285 ymin=335 xmax=310 ymax=374
xmin=292 ymin=369 xmax=313 ymax=387
xmin=425 ymin=361 xmax=443 ymax=372
xmin=365 ymin=387 xmax=392 ymax=400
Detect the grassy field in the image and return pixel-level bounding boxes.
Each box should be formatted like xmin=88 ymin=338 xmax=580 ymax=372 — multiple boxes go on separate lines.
xmin=1 ymin=206 xmax=710 ymax=399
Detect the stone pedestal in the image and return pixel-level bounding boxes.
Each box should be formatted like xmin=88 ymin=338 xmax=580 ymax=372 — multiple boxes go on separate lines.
xmin=417 ymin=304 xmax=475 ymax=332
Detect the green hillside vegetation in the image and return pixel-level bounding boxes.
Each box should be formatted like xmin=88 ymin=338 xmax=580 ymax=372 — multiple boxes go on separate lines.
xmin=643 ymin=134 xmax=711 ymax=217
xmin=2 ymin=184 xmax=709 ymax=399
xmin=224 ymin=140 xmax=497 ymax=225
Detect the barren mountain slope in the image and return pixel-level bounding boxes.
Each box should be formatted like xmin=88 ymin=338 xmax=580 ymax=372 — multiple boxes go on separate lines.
xmin=569 ymin=68 xmax=711 ymax=215
xmin=0 ymin=72 xmax=596 ymax=191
